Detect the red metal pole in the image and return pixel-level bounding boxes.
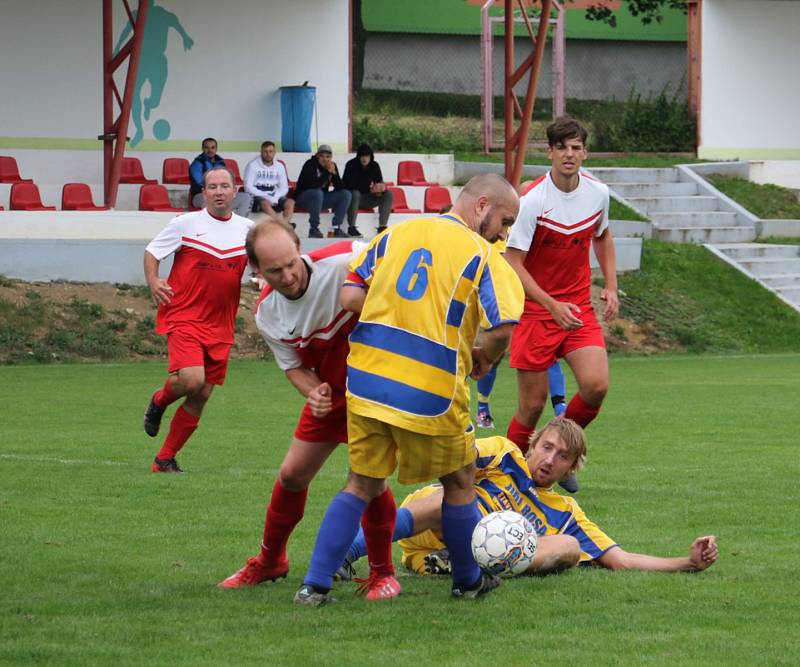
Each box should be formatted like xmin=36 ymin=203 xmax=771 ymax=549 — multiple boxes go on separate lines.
xmin=101 ymin=0 xmax=149 ymax=208
xmin=511 ymin=0 xmax=551 ymax=187
xmin=504 ymin=0 xmax=515 ymax=181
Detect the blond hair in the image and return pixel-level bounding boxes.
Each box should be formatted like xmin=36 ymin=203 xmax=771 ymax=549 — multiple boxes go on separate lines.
xmin=527 ymin=418 xmax=587 ymax=473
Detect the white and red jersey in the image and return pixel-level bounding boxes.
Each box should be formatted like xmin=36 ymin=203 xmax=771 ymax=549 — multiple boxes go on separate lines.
xmin=507 ymin=171 xmax=609 ymax=320
xmin=255 ymin=241 xmax=367 ymax=394
xmin=145 ymin=209 xmax=254 ymax=343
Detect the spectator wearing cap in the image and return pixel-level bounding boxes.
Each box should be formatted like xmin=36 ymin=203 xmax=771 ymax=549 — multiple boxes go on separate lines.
xmin=343 ymin=143 xmax=393 ymax=235
xmin=293 ymin=144 xmax=353 ymax=239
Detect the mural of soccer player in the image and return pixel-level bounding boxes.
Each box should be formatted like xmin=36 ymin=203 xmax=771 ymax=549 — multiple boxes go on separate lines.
xmin=114 ymin=0 xmax=193 ymax=147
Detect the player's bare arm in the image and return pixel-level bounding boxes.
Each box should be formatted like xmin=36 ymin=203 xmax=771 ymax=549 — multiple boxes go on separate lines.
xmin=285 ymin=367 xmax=333 ymax=417
xmin=143 ymin=251 xmax=173 ymax=306
xmin=471 ymin=323 xmax=515 ymax=380
xmin=340 ymin=284 xmax=367 ymax=313
xmin=597 ymin=535 xmax=718 ymax=572
xmin=504 ymin=247 xmax=582 ymax=330
xmin=592 ymin=229 xmax=619 ymax=321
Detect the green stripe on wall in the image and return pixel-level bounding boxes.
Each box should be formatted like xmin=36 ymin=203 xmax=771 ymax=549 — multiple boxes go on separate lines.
xmin=0 ymin=137 xmax=348 ymax=153
xmin=699 ymin=147 xmax=800 ymax=160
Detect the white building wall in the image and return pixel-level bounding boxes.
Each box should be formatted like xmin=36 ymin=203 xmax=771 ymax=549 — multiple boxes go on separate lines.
xmin=700 ymin=0 xmax=800 ymax=160
xmin=0 ymin=0 xmax=350 ymax=152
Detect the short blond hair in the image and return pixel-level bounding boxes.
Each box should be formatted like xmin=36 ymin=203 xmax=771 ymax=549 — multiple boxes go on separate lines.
xmin=527 ymin=418 xmax=587 ymax=473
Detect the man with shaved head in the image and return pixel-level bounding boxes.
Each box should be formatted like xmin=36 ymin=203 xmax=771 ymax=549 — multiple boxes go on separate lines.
xmin=218 ymin=218 xmax=400 ymax=588
xmin=295 ymin=174 xmax=525 ymax=605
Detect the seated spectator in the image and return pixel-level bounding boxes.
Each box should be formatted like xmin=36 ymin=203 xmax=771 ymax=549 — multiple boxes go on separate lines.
xmin=189 ymin=137 xmax=251 ymax=216
xmin=243 ymin=141 xmax=295 ymax=227
xmin=343 ymin=143 xmax=393 ymax=234
xmin=293 ymin=145 xmax=353 ymax=239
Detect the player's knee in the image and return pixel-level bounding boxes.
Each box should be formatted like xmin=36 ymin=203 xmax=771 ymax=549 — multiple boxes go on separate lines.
xmin=581 ymin=380 xmax=608 ymax=405
xmin=278 ymin=462 xmax=313 ymax=491
xmin=559 ymin=536 xmax=581 ymax=568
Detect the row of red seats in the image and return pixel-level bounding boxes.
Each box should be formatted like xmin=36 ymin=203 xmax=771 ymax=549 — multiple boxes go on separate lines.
xmin=137 ymin=184 xmax=452 ymax=214
xmin=1 ymin=154 xmax=438 ymax=188
xmin=1 ymin=180 xmax=452 ymax=214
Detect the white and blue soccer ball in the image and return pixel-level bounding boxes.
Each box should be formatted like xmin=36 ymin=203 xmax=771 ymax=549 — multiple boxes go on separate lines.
xmin=471 ymin=510 xmax=538 ymax=576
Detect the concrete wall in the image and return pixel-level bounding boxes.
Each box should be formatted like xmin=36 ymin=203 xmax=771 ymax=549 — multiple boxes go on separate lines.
xmin=699 ymin=0 xmax=800 ymax=160
xmin=363 ymin=34 xmax=687 ymax=100
xmin=0 ymin=0 xmax=350 ymax=152
xmin=749 ymin=161 xmax=800 ymax=190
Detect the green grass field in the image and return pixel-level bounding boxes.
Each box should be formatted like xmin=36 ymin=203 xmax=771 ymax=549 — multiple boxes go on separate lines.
xmin=2 ymin=356 xmax=798 ymax=665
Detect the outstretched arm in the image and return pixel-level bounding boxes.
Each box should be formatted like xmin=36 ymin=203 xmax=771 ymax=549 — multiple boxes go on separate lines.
xmin=598 ymin=536 xmax=718 ymax=572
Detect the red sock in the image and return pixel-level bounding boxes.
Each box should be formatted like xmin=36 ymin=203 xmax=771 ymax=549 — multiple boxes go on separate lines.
xmin=153 ymin=377 xmax=178 ymax=409
xmin=564 ymin=393 xmax=601 ymax=428
xmin=259 ymin=480 xmax=308 ymax=565
xmin=361 ymin=487 xmax=396 ymax=577
xmin=507 ymin=416 xmax=535 ymax=454
xmin=156 ymin=405 xmax=199 ymax=460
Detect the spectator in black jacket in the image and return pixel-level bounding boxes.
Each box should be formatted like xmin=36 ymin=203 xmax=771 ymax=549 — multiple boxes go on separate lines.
xmin=294 ymin=145 xmax=353 ymax=239
xmin=343 ymin=144 xmax=393 ymax=235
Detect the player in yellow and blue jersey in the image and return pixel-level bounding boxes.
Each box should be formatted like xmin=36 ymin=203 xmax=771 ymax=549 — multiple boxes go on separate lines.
xmin=341 ymin=418 xmax=718 ymax=577
xmin=294 ymin=174 xmax=525 ymax=605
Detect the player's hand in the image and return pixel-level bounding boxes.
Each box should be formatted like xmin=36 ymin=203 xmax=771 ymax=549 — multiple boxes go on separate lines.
xmin=549 ymin=301 xmax=583 ymax=330
xmin=470 ymin=347 xmax=492 ymax=380
xmin=688 ymin=535 xmax=718 ymax=571
xmin=307 ymin=382 xmax=333 ymax=418
xmin=600 ymin=288 xmax=619 ymax=322
xmin=183 ymin=36 xmax=194 ymax=51
xmin=148 ymin=278 xmax=173 ymax=306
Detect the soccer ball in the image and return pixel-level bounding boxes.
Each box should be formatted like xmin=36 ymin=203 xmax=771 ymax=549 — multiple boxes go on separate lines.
xmin=471 ymin=510 xmax=538 ymax=576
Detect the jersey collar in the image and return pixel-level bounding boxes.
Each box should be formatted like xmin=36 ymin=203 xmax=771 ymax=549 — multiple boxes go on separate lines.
xmin=438 ymin=212 xmax=467 ymax=227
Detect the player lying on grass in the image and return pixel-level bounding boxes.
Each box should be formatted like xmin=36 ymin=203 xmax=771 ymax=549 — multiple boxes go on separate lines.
xmin=340 ymin=418 xmax=718 ymax=577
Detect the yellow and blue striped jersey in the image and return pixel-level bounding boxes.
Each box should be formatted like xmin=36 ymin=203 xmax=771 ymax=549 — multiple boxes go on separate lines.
xmin=474 ymin=436 xmax=616 ymax=562
xmin=344 ymin=214 xmax=524 ymax=435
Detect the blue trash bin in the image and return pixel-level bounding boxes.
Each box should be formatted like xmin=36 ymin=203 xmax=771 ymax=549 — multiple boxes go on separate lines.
xmin=280 ymin=85 xmax=316 ymax=153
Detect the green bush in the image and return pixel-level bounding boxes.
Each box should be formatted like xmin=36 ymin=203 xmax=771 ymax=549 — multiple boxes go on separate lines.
xmin=590 ymin=86 xmax=696 ymax=152
xmin=352 ymin=116 xmax=481 ymax=153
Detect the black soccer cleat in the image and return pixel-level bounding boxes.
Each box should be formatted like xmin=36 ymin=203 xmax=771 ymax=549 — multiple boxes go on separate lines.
xmin=558 ymin=472 xmax=579 ymax=494
xmin=151 ymin=457 xmax=183 ymax=473
xmin=143 ymin=396 xmax=165 ymax=437
xmin=334 ymin=553 xmax=356 ymax=582
xmin=451 ymin=570 xmax=500 ymax=599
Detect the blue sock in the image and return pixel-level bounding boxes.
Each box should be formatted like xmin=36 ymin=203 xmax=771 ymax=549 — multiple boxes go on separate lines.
xmin=477 ymin=366 xmax=498 ymax=408
xmin=441 ymin=500 xmax=482 ymax=588
xmin=305 ymin=491 xmax=367 ymax=591
xmin=348 ymin=507 xmax=414 ymax=562
xmin=548 ymin=361 xmax=566 ymax=413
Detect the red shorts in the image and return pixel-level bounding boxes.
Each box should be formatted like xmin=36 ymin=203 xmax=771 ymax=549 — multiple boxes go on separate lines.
xmin=167 ymin=330 xmax=232 ymax=385
xmin=293 ymin=393 xmax=348 ymax=444
xmin=510 ymin=309 xmax=605 ymax=372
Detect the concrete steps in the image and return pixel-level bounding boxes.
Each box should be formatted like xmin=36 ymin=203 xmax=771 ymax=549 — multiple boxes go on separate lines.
xmin=592 ymin=167 xmax=756 ymax=245
xmin=707 ymin=243 xmax=800 ymax=312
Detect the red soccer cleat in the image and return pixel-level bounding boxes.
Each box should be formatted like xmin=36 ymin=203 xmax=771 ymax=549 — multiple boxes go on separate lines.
xmin=354 ymin=573 xmax=402 ymax=601
xmin=217 ymin=556 xmax=289 ymax=588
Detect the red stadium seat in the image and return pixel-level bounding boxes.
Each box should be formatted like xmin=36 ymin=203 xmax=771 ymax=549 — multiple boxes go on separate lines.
xmin=278 ymin=159 xmax=296 ymax=189
xmin=388 ymin=186 xmax=421 ymax=214
xmin=397 ymin=160 xmax=436 ymax=187
xmin=61 ymin=183 xmax=108 ymax=211
xmin=0 ymin=156 xmax=33 ymax=184
xmin=225 ymin=159 xmax=245 ymax=186
xmin=162 ymin=158 xmax=190 ymax=185
xmin=424 ymin=186 xmax=453 ymax=213
xmin=120 ymin=157 xmax=157 ymax=184
xmin=139 ymin=184 xmax=183 ymax=212
xmin=10 ymin=182 xmax=56 ymax=210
